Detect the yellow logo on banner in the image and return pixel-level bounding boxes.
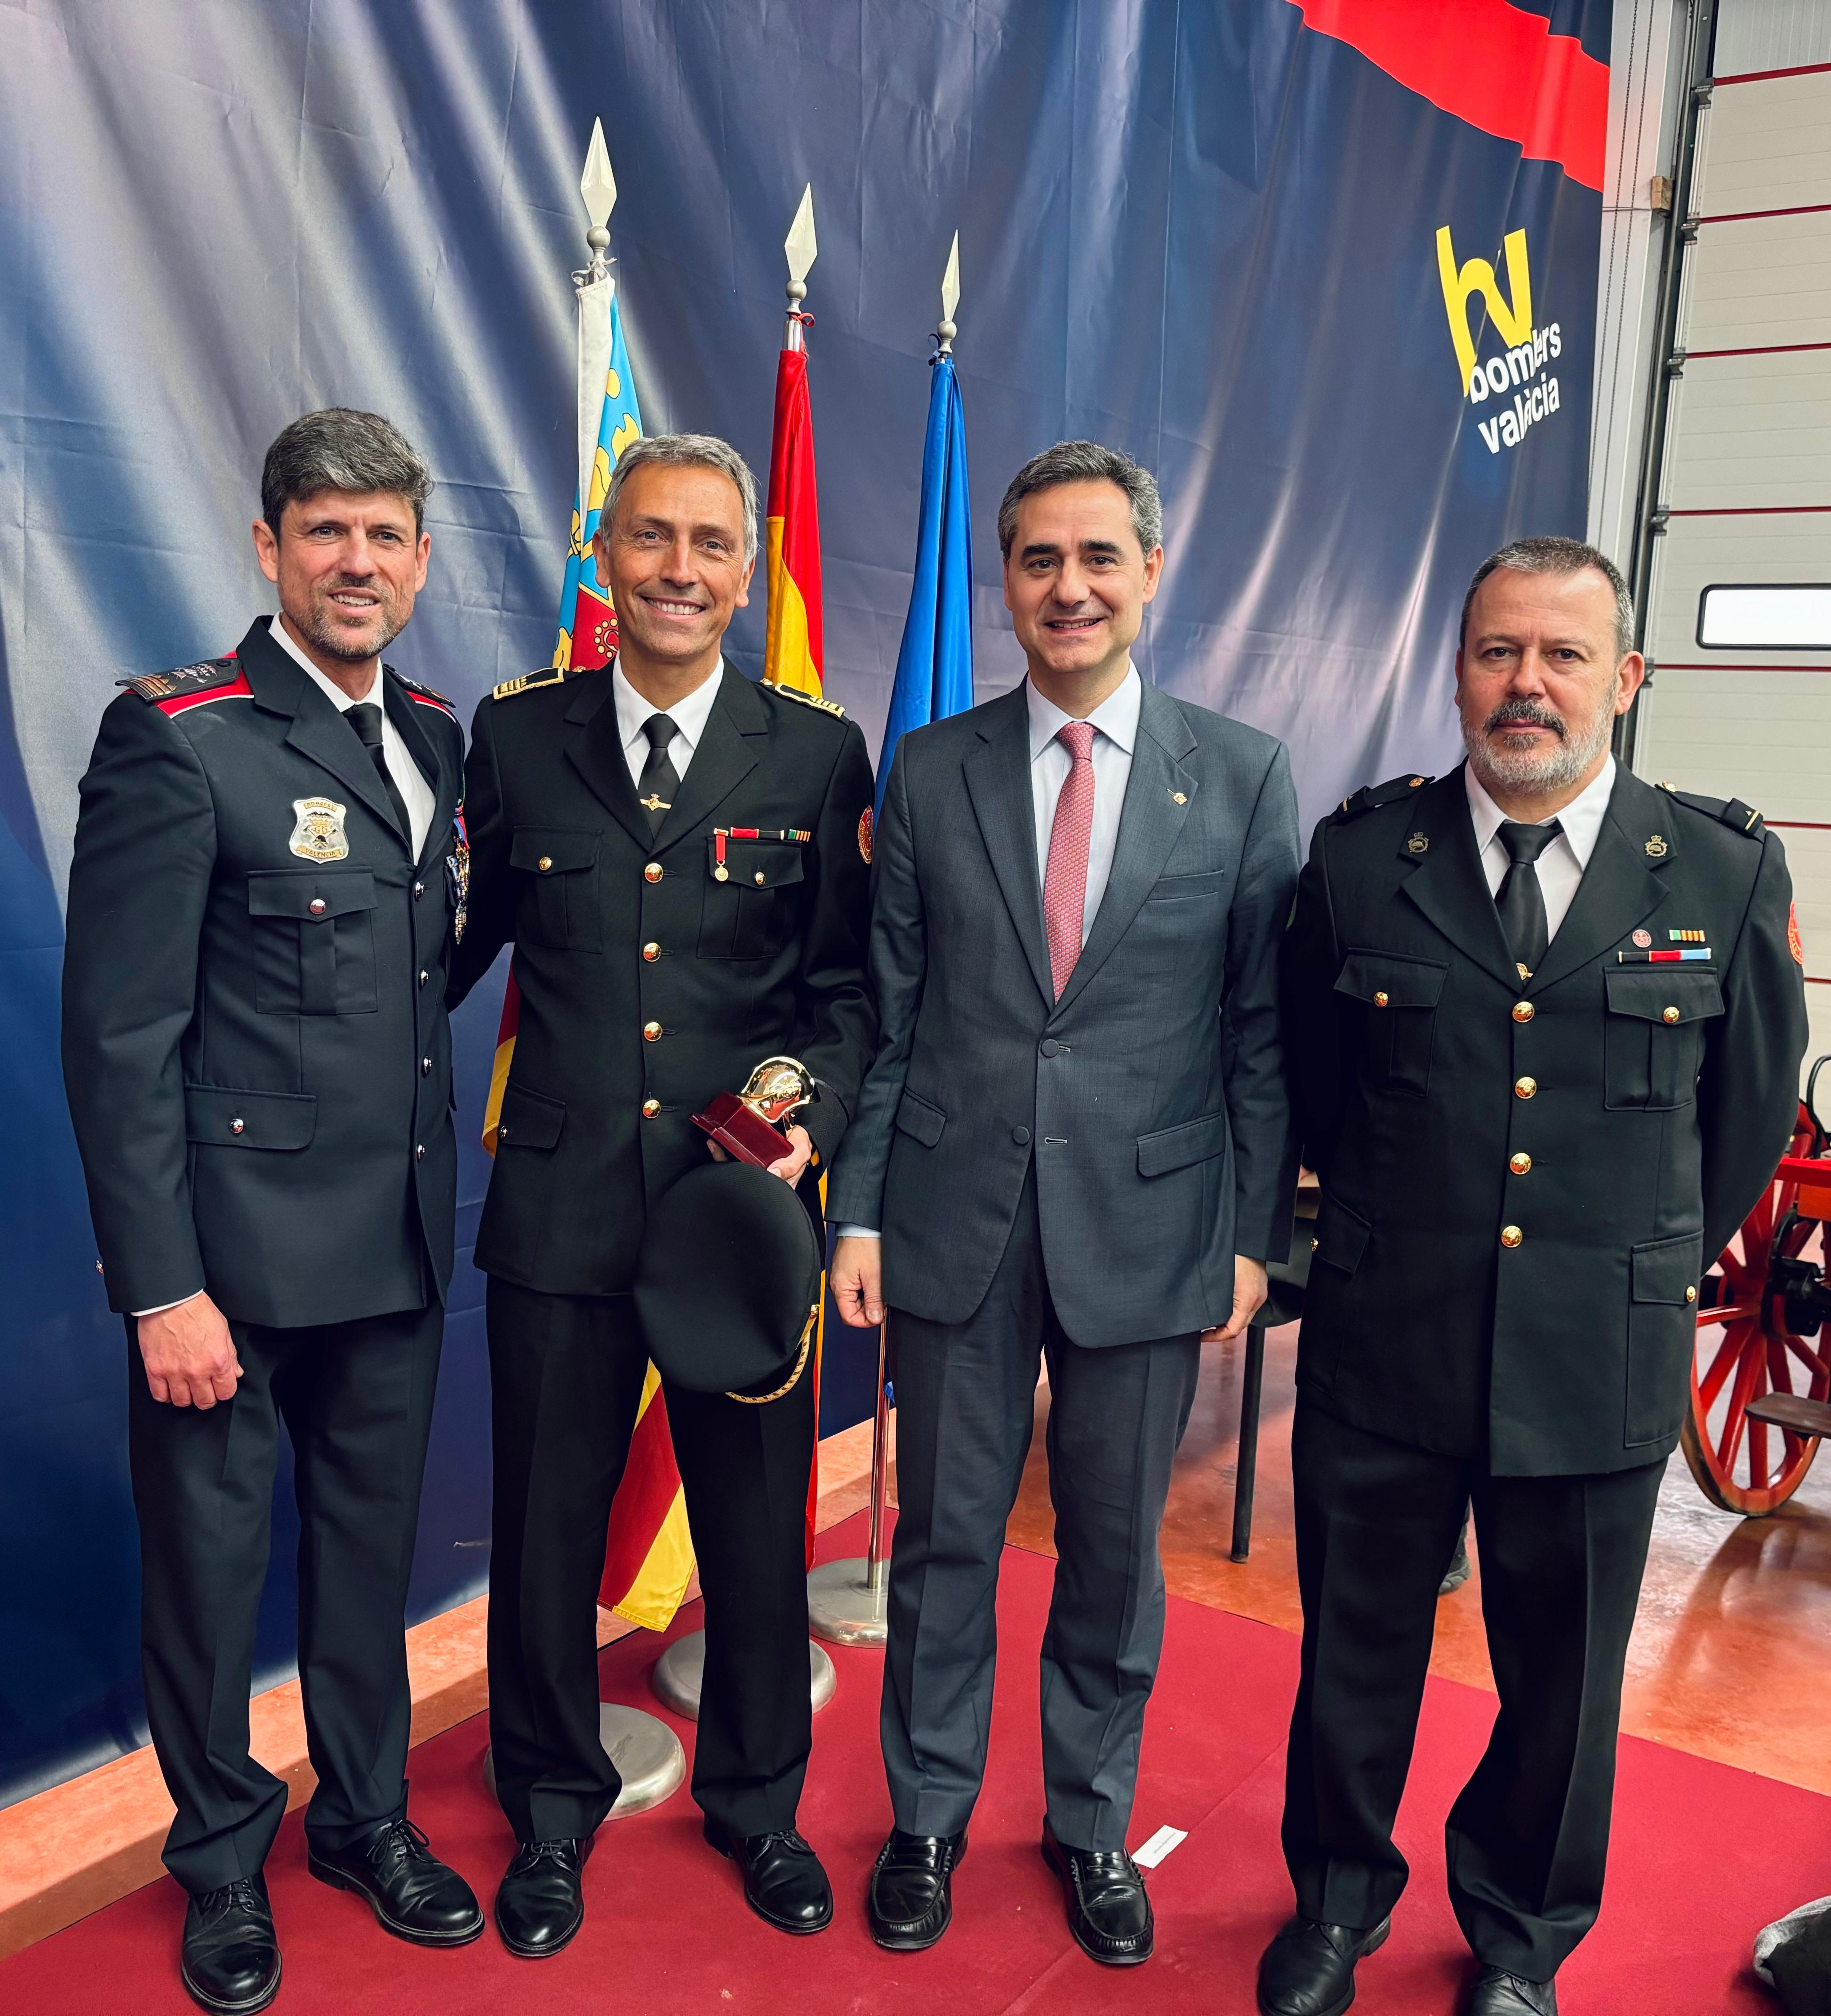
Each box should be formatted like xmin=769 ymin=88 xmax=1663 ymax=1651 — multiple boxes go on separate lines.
xmin=1437 ymin=224 xmax=1563 ymax=458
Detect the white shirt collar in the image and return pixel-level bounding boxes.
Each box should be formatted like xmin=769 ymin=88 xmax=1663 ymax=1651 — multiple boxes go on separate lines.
xmin=1026 ymin=663 xmax=1143 ymax=761
xmin=1463 ymin=752 xmax=1616 ymax=871
xmin=612 ymin=656 xmax=726 ymax=756
xmin=269 ymin=614 xmax=378 ymax=710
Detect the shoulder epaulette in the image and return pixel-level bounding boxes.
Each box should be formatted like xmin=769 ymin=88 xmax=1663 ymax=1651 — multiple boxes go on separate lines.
xmin=1331 ymin=772 xmax=1432 ymax=824
xmin=762 ymin=679 xmax=846 ymax=720
xmin=118 ymin=658 xmax=240 ymax=704
xmin=1656 ymin=780 xmax=1764 ymax=837
xmin=491 ymin=664 xmax=573 ymax=702
xmin=391 ymin=669 xmax=456 ymax=711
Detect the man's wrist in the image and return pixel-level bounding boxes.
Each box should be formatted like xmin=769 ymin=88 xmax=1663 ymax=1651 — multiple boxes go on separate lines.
xmin=834 ymin=1224 xmax=880 ymax=1240
xmin=132 ymin=1289 xmax=206 ymax=1319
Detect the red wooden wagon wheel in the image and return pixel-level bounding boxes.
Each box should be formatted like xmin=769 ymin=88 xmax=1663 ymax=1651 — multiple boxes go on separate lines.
xmin=1681 ymin=1104 xmax=1830 ymax=1516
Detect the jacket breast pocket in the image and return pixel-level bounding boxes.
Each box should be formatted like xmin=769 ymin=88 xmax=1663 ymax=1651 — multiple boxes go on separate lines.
xmin=1603 ymin=969 xmax=1723 ymax=1111
xmin=248 ymin=870 xmax=377 ymax=1015
xmin=698 ymin=838 xmax=805 ymax=960
xmin=1626 ymin=1230 xmax=1704 ymax=1445
xmin=512 ymin=829 xmax=601 ymax=953
xmin=1334 ymin=949 xmax=1448 ymax=1099
xmin=1145 ymin=868 xmax=1227 ymax=903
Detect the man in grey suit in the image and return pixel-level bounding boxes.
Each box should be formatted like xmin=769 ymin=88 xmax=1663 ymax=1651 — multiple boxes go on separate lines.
xmin=830 ymin=440 xmax=1300 ymax=1965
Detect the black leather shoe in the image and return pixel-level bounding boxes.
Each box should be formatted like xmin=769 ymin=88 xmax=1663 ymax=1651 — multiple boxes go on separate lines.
xmin=1256 ymin=1913 xmax=1392 ymax=2016
xmin=180 ymin=1873 xmax=280 ymax=2015
xmin=866 ymin=1829 xmax=967 ymax=1951
xmin=1040 ymin=1818 xmax=1153 ymax=1967
xmin=309 ymin=1815 xmax=483 ymax=1946
xmin=1467 ymin=1965 xmax=1558 ymax=2015
xmin=704 ymin=1818 xmax=833 ymax=1934
xmin=494 ymin=1836 xmax=593 ymax=1959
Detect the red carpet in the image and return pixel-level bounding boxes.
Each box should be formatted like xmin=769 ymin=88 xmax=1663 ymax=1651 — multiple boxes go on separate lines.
xmin=6 ymin=1509 xmax=1827 ymax=2013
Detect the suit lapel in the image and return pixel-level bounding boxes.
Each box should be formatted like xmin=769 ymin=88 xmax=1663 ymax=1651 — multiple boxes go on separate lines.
xmin=240 ymin=622 xmax=406 ymax=846
xmin=963 ymin=685 xmax=1054 ymax=1009
xmin=651 ymin=666 xmax=765 ymax=851
xmin=563 ymin=670 xmax=653 ymax=853
xmin=382 ymin=674 xmax=457 ymax=868
xmin=1396 ymin=767 xmax=1520 ymax=991
xmin=1527 ymin=767 xmax=1676 ymax=994
xmin=1054 ymin=681 xmax=1196 ymax=1016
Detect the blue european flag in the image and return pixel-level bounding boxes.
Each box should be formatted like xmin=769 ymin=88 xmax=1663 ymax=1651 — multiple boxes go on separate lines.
xmin=878 ymin=352 xmax=974 ymax=813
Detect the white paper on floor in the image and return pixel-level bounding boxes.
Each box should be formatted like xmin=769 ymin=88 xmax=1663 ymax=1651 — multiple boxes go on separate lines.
xmin=1133 ymin=1825 xmax=1187 ymax=1869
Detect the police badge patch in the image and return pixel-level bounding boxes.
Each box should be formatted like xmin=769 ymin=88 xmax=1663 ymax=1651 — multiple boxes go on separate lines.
xmin=858 ymin=807 xmax=874 ymax=865
xmin=289 ymin=798 xmax=349 ymax=862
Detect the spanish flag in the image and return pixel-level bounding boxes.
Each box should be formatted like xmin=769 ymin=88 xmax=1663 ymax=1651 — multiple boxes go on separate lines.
xmin=764 ymin=328 xmax=829 ymax=1564
xmin=762 ymin=344 xmax=824 ymax=697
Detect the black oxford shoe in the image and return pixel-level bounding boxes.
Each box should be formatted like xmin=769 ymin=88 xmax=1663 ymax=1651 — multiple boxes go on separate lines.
xmin=1467 ymin=1965 xmax=1558 ymax=2015
xmin=494 ymin=1835 xmax=593 ymax=1959
xmin=1257 ymin=1914 xmax=1391 ymax=2016
xmin=867 ymin=1829 xmax=967 ymax=1951
xmin=309 ymin=1815 xmax=483 ymax=1946
xmin=1040 ymin=1818 xmax=1154 ymax=1967
xmin=180 ymin=1872 xmax=280 ymax=2016
xmin=704 ymin=1818 xmax=833 ymax=1934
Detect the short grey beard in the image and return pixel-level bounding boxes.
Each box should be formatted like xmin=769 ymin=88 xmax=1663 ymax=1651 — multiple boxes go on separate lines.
xmin=298 ymin=590 xmax=405 ymax=663
xmin=1465 ymin=699 xmax=1613 ymax=796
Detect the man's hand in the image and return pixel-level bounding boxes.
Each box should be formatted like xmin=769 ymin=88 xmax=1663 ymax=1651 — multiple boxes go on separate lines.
xmin=1202 ymin=1256 xmax=1270 ymax=1344
xmin=705 ymin=1122 xmax=815 ymax=1187
xmin=832 ymin=1235 xmax=885 ymax=1329
xmin=137 ymin=1292 xmax=241 ymax=1408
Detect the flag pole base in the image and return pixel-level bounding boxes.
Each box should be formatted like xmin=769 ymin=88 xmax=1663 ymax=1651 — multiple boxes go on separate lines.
xmin=481 ymin=1702 xmax=686 ymax=1818
xmin=806 ymin=1558 xmax=888 ymax=1647
xmin=650 ymin=1630 xmax=836 ymax=1721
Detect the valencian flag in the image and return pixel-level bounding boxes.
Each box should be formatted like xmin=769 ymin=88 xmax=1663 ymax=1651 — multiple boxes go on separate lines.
xmin=877 ymin=344 xmax=974 ymax=811
xmin=483 ymin=127 xmax=695 ymax=1634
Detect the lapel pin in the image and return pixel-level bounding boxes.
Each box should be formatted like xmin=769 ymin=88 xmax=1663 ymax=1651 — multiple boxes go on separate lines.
xmin=1645 ymin=834 xmax=1668 ymax=858
xmin=1407 ymin=832 xmax=1429 ymax=854
xmin=1632 ymin=929 xmax=1652 ymax=948
xmin=1171 ymin=791 xmax=1187 ymax=805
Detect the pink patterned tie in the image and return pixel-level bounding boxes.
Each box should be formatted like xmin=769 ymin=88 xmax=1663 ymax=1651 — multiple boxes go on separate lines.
xmin=1043 ymin=721 xmax=1096 ymax=1000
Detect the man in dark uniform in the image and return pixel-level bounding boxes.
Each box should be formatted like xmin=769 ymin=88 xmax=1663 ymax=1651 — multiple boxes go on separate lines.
xmin=447 ymin=432 xmax=874 ymax=1954
xmin=62 ymin=409 xmax=483 ymax=2014
xmin=1262 ymin=537 xmax=1808 ymax=2016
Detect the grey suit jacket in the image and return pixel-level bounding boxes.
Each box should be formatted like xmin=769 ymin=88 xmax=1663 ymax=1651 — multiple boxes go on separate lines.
xmin=827 ymin=678 xmax=1301 ymax=1346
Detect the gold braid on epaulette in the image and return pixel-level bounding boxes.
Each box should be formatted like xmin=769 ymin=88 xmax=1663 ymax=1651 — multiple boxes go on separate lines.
xmin=762 ymin=679 xmax=846 ymax=719
xmin=491 ymin=665 xmax=574 ymax=702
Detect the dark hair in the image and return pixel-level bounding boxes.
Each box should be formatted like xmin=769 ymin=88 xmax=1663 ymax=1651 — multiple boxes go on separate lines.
xmin=997 ymin=440 xmax=1163 ymax=560
xmin=1460 ymin=536 xmax=1634 ymax=660
xmin=599 ymin=432 xmax=760 ymax=563
xmin=260 ymin=408 xmax=432 ymax=538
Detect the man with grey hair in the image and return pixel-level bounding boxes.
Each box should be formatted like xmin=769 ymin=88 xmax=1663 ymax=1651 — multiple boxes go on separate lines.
xmin=1266 ymin=536 xmax=1806 ymax=2016
xmin=448 ymin=432 xmax=875 ymax=1953
xmin=63 ymin=408 xmax=481 ymax=2012
xmin=831 ymin=440 xmax=1300 ymax=1963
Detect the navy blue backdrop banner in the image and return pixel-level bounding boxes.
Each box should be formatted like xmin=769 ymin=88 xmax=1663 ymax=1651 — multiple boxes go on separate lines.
xmin=0 ymin=0 xmax=1608 ymax=1807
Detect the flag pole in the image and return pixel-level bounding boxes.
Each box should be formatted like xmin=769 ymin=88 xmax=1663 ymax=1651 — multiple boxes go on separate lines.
xmin=809 ymin=234 xmax=966 ymax=1648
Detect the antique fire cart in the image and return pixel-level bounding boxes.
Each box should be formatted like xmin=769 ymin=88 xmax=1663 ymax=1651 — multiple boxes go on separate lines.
xmin=1683 ymin=1059 xmax=1831 ymax=1516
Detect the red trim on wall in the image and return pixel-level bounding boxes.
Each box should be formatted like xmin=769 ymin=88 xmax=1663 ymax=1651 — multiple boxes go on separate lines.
xmin=1766 ymin=823 xmax=1831 ymax=832
xmin=1698 ymin=202 xmax=1831 ymax=225
xmin=1714 ymin=61 xmax=1831 ymax=86
xmin=1665 ymin=506 xmax=1831 ymax=518
xmin=1291 ymin=0 xmax=1607 ymax=190
xmin=1653 ymin=663 xmax=1831 ymax=673
xmin=1687 ymin=341 xmax=1831 ymax=360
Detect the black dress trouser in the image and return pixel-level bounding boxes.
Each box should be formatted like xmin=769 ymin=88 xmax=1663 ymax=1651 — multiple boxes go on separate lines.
xmin=485 ymin=1277 xmax=816 ymax=1843
xmin=126 ymin=1303 xmax=445 ymax=1894
xmin=1281 ymin=1397 xmax=1664 ymax=1980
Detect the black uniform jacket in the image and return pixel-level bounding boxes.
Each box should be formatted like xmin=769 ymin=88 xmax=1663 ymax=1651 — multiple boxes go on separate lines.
xmin=447 ymin=661 xmax=877 ymax=1297
xmin=62 ymin=617 xmax=465 ymax=1328
xmin=1283 ymin=761 xmax=1807 ymax=1477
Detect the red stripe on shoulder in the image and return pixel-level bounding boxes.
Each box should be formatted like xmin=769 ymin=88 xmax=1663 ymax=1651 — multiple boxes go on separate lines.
xmin=157 ymin=670 xmax=254 ymax=716
xmin=405 ymin=690 xmax=459 ymax=718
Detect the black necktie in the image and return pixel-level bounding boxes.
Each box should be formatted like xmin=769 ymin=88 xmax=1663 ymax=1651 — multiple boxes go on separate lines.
xmin=1494 ymin=819 xmax=1563 ymax=980
xmin=346 ymin=702 xmax=412 ymax=843
xmin=638 ymin=714 xmax=681 ymax=837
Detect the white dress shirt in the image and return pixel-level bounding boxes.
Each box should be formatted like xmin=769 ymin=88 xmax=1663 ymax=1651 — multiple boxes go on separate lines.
xmin=611 ymin=656 xmax=725 ymax=789
xmin=269 ymin=616 xmax=435 ymax=859
xmin=1463 ymin=753 xmax=1615 ymax=941
xmin=839 ymin=665 xmax=1144 ymax=1242
xmin=1027 ymin=664 xmax=1142 ymax=949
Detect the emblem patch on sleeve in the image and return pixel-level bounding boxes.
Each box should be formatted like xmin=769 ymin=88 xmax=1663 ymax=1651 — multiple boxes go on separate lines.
xmin=858 ymin=806 xmax=874 ymax=865
xmin=1790 ymin=902 xmax=1805 ymax=968
xmin=289 ymin=798 xmax=350 ymax=862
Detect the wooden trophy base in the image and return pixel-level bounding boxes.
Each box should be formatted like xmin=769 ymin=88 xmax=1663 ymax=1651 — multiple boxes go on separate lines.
xmin=692 ymin=1091 xmax=789 ymax=1168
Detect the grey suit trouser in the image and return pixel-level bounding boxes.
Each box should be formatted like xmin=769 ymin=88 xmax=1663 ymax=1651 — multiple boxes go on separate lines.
xmin=881 ymin=1168 xmax=1201 ymax=1852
